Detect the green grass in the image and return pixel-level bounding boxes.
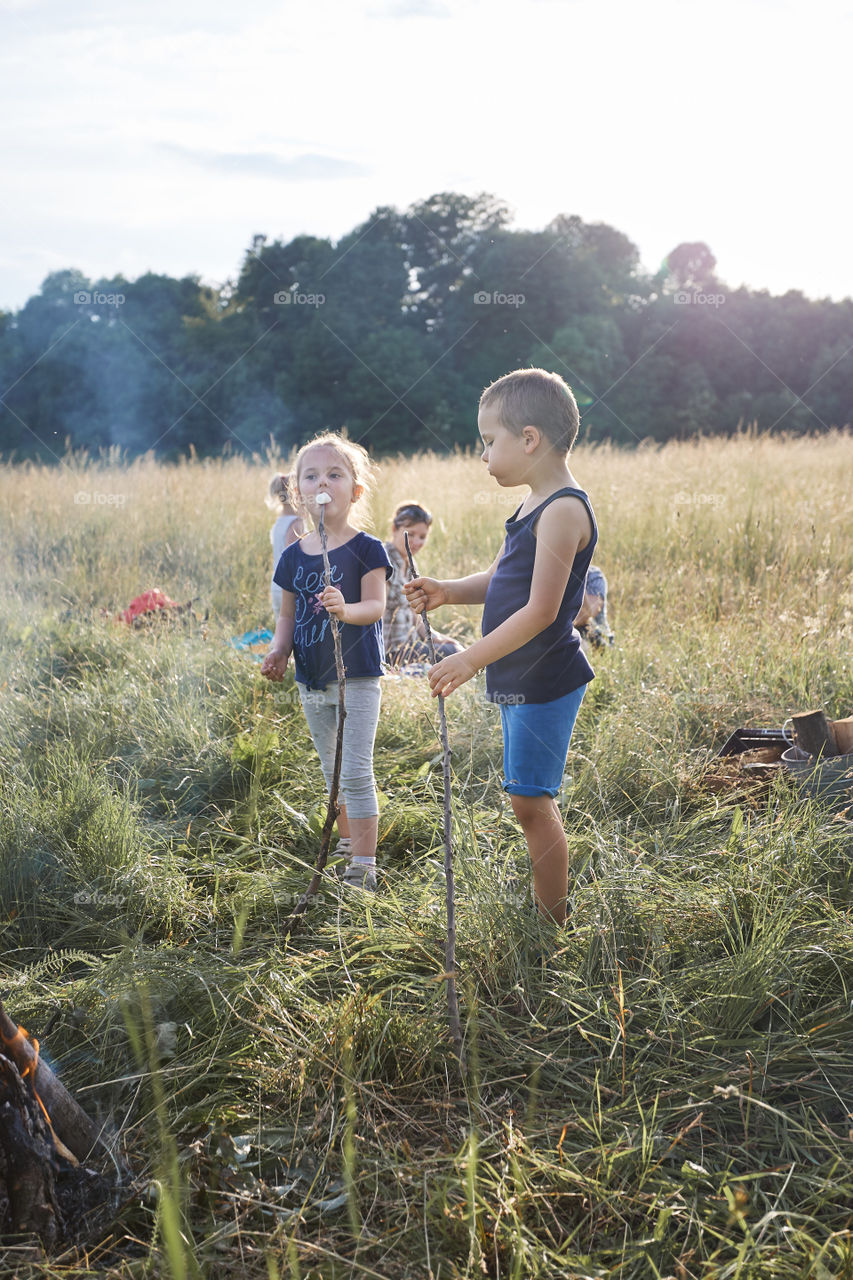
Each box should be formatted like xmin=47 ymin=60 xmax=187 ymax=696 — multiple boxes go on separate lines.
xmin=0 ymin=439 xmax=852 ymax=1278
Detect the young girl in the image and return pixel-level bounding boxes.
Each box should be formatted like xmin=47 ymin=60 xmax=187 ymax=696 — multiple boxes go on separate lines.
xmin=267 ymin=473 xmax=304 ymax=620
xmin=383 ymin=501 xmax=463 ymax=667
xmin=260 ymin=434 xmax=391 ymax=891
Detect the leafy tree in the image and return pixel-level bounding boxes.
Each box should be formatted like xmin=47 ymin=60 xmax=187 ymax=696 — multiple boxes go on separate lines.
xmin=2 ymin=197 xmax=852 ymax=459
xmin=662 ymin=242 xmax=718 ymax=294
xmin=402 ymin=191 xmax=512 ymax=334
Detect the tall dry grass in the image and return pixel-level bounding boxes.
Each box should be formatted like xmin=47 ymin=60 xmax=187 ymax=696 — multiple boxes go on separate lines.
xmin=2 ymin=431 xmax=852 ymax=630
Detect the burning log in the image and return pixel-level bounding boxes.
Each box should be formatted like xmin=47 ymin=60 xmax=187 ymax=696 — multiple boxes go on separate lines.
xmin=0 ymin=997 xmax=101 ymax=1163
xmin=0 ymin=995 xmax=118 ymax=1247
xmin=0 ymin=1050 xmax=61 ymax=1247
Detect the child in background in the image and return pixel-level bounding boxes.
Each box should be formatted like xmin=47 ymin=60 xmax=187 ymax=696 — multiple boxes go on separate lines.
xmin=260 ymin=434 xmax=391 ymax=892
xmin=405 ymin=368 xmax=597 ymax=932
xmin=267 ymin=473 xmax=304 ymax=620
xmin=575 ymin=565 xmax=614 ymax=653
xmin=383 ymin=501 xmax=463 ymax=668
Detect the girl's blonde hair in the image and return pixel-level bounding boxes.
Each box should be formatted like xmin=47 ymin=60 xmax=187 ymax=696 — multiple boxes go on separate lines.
xmin=292 ymin=432 xmax=376 ymax=522
xmin=265 ymin=472 xmax=292 ymax=512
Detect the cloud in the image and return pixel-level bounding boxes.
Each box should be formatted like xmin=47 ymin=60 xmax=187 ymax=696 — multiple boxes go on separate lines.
xmin=159 ymin=144 xmax=369 ymax=182
xmin=368 ymin=0 xmax=451 ymax=16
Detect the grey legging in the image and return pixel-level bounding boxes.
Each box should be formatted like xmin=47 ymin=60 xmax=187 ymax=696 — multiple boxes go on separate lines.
xmin=298 ymin=677 xmax=382 ymax=819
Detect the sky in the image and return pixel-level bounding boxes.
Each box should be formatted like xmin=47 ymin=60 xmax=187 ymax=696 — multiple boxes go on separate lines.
xmin=2 ymin=0 xmax=852 ymax=313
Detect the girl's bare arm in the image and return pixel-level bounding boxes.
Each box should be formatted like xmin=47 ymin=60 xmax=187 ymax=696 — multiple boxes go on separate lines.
xmin=319 ymin=567 xmax=387 ymax=625
xmin=261 ymin=591 xmax=295 ymax=681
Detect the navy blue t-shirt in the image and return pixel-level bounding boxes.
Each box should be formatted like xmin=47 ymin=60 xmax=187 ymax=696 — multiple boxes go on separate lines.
xmin=482 ymin=487 xmax=598 ymax=705
xmin=274 ymin=533 xmax=392 ymax=690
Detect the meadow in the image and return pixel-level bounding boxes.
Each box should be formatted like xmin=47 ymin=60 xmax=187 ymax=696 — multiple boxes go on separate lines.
xmin=1 ymin=432 xmax=852 ymax=1279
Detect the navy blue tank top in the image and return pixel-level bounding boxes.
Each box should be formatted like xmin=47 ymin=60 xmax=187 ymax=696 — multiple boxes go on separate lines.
xmin=482 ymin=487 xmax=598 ymax=705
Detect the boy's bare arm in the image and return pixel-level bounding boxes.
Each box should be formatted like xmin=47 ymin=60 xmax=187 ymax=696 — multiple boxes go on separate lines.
xmin=428 ymin=498 xmax=591 ymax=697
xmin=404 ymin=546 xmax=503 ymax=612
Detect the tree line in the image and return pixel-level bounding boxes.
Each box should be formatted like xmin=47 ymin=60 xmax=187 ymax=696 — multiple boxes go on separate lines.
xmin=1 ymin=192 xmax=851 ymax=459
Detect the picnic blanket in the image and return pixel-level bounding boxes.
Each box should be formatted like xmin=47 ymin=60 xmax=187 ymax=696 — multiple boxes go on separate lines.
xmin=229 ymin=628 xmax=274 ymax=660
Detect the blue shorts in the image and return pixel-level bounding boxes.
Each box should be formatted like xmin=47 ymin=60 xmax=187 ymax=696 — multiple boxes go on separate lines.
xmin=499 ymin=685 xmax=587 ymax=797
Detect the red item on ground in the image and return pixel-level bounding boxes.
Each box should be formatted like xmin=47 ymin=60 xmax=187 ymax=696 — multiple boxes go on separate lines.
xmin=119 ymin=589 xmax=181 ymax=626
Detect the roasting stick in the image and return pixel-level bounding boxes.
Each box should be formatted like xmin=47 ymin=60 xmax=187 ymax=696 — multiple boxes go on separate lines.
xmin=403 ymin=531 xmax=465 ymax=1071
xmin=281 ymin=492 xmax=347 ymax=936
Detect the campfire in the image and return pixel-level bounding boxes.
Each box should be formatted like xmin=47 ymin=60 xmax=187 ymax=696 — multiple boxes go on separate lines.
xmin=0 ymin=995 xmax=118 ymax=1248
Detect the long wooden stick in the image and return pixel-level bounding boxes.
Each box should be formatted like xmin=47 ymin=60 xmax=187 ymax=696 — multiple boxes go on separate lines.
xmin=404 ymin=533 xmax=465 ymax=1071
xmin=281 ymin=501 xmax=347 ymax=937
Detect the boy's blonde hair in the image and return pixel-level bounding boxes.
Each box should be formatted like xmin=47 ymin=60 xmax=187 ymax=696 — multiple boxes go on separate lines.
xmin=265 ymin=472 xmax=292 ymax=512
xmin=480 ymin=368 xmax=580 ymax=452
xmin=292 ymin=432 xmax=375 ymax=519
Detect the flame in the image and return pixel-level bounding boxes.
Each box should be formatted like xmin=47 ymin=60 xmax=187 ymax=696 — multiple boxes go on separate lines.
xmin=1 ymin=1021 xmax=54 ymax=1132
xmin=0 ymin=1006 xmax=80 ymax=1163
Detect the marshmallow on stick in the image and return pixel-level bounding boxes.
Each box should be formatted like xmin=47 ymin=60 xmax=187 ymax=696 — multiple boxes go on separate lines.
xmin=315 ymin=492 xmax=333 ymax=594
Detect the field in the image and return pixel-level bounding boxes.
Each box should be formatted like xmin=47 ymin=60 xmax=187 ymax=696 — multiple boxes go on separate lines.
xmin=1 ymin=432 xmax=852 ymax=1279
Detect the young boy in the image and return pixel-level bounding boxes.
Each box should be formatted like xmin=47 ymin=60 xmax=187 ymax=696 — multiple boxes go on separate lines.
xmin=404 ymin=368 xmax=597 ymax=929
